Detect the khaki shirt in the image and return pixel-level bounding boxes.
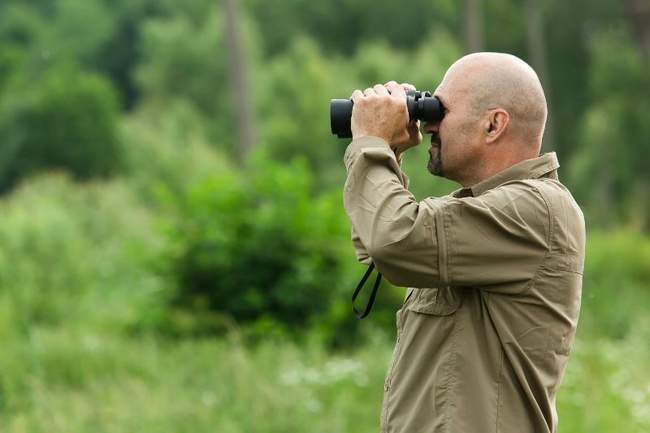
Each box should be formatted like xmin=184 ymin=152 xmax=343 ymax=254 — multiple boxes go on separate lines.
xmin=343 ymin=137 xmax=585 ymax=433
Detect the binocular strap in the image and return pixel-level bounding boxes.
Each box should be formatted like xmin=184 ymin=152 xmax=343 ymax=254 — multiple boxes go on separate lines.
xmin=352 ymin=262 xmax=382 ymax=319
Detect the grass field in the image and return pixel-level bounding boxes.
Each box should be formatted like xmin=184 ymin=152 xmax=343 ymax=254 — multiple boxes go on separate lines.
xmin=1 ymin=176 xmax=649 ymax=432
xmin=2 ymin=325 xmax=649 ymax=433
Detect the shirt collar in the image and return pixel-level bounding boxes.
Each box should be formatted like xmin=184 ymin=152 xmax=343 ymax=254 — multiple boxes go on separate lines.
xmin=453 ymin=152 xmax=560 ymax=198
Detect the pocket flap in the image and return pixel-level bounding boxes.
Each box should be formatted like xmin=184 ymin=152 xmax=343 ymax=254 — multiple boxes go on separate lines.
xmin=407 ymin=287 xmax=461 ymax=316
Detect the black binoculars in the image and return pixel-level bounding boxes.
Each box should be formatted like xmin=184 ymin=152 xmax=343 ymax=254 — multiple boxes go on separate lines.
xmin=330 ymin=89 xmax=444 ymax=138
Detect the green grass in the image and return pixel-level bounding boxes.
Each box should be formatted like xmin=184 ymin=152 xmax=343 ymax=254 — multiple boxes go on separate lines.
xmin=2 ymin=326 xmax=649 ymax=433
xmin=1 ymin=328 xmax=391 ymax=433
xmin=1 ymin=174 xmax=649 ymax=432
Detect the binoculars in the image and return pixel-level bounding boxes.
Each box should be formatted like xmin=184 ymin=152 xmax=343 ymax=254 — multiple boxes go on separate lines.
xmin=330 ymin=89 xmax=444 ymax=138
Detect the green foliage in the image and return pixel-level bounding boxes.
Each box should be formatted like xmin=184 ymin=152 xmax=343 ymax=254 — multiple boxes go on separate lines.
xmin=579 ymin=231 xmax=650 ymax=339
xmin=246 ymin=0 xmax=459 ymax=57
xmin=135 ymin=2 xmax=261 ymax=153
xmin=2 ymin=327 xmax=649 ymax=432
xmin=0 ymin=174 xmax=167 ymax=336
xmin=569 ymin=29 xmax=650 ymax=228
xmin=257 ymin=37 xmax=350 ymax=187
xmin=1 ymin=1 xmax=650 ymax=431
xmin=0 ymin=66 xmax=122 ymax=191
xmin=162 ymin=151 xmax=353 ymax=332
xmin=559 ymin=326 xmax=650 ymax=433
xmin=120 ymin=100 xmax=230 ymax=205
xmin=136 ymin=9 xmax=227 ymax=114
xmin=0 ymin=331 xmax=392 ymax=433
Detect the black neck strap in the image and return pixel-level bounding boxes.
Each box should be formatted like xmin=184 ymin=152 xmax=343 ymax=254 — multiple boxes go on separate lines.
xmin=352 ymin=262 xmax=382 ymax=319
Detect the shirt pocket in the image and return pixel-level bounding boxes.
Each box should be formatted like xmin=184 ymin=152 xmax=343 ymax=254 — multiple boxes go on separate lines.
xmin=406 ymin=287 xmax=462 ymax=316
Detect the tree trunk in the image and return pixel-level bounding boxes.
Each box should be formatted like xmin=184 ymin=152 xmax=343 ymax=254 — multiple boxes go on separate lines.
xmin=525 ymin=0 xmax=556 ymax=152
xmin=624 ymin=0 xmax=650 ymax=65
xmin=464 ymin=0 xmax=484 ymax=52
xmin=223 ymin=0 xmax=256 ymax=160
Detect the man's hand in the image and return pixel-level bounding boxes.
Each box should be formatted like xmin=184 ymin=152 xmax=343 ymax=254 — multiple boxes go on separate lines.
xmin=350 ymin=81 xmax=423 ymax=159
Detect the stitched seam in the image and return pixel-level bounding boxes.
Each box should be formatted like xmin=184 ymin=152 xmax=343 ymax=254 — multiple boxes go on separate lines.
xmin=438 ymin=209 xmax=449 ymax=286
xmin=495 ymin=330 xmax=504 ymax=433
xmin=426 ymin=198 xmax=450 ymax=286
xmin=444 ymin=310 xmax=462 ymax=432
xmin=381 ymin=308 xmax=408 ymax=431
xmin=523 ymin=184 xmax=553 ymax=295
xmin=443 ymin=205 xmax=453 ymax=286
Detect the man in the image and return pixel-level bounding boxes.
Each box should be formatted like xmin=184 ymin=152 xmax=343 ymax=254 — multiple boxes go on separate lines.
xmin=343 ymin=52 xmax=585 ymax=433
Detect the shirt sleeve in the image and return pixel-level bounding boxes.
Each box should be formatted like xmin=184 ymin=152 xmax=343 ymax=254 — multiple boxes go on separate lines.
xmin=351 ymin=227 xmax=371 ymax=265
xmin=345 ymin=137 xmax=410 ymax=267
xmin=343 ymin=136 xmax=551 ymax=291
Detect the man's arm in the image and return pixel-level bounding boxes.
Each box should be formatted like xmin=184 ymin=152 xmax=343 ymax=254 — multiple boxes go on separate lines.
xmin=348 ymin=151 xmax=409 ymax=266
xmin=351 ymin=227 xmax=371 ymax=265
xmin=343 ymin=136 xmax=551 ymax=290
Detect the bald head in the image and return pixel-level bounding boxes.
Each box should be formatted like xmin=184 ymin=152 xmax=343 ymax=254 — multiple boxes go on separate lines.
xmin=442 ymin=52 xmax=547 ymax=147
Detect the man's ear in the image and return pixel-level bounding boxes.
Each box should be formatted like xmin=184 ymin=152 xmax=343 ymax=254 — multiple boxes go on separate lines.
xmin=485 ymin=109 xmax=509 ymax=143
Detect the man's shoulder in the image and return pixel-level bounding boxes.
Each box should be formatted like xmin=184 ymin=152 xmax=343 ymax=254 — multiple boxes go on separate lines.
xmin=431 ymin=177 xmax=584 ymax=227
xmin=519 ymin=177 xmax=584 ymax=219
xmin=471 ymin=177 xmax=585 ymax=229
xmin=495 ymin=178 xmax=582 ymax=213
xmin=499 ymin=178 xmax=586 ymax=246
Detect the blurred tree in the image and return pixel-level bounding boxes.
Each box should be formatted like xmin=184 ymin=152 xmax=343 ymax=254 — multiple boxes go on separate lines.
xmin=543 ymin=0 xmax=625 ymax=161
xmin=0 ymin=45 xmax=22 ymax=96
xmin=569 ymin=29 xmax=650 ymax=229
xmin=224 ymin=0 xmax=257 ymax=160
xmin=257 ymin=37 xmax=351 ymax=187
xmin=524 ymin=0 xmax=555 ymax=151
xmin=624 ymin=0 xmax=650 ymax=65
xmin=0 ymin=3 xmax=46 ymax=48
xmin=92 ymin=0 xmax=167 ymax=108
xmin=464 ymin=0 xmax=484 ymax=52
xmin=244 ymin=0 xmax=460 ymax=57
xmin=0 ymin=66 xmax=122 ymax=192
xmin=135 ymin=1 xmax=261 ymax=156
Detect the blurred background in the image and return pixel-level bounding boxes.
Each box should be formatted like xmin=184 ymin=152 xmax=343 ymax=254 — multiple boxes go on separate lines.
xmin=0 ymin=0 xmax=649 ymax=432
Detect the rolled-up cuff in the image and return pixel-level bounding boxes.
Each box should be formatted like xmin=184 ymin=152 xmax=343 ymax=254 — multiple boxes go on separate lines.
xmin=343 ymin=136 xmax=392 ymax=171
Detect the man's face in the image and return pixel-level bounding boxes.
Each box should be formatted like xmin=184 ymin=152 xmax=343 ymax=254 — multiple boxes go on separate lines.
xmin=424 ymin=69 xmax=484 ymax=184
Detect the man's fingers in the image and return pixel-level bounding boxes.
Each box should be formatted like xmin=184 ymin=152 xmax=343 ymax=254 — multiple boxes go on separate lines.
xmin=385 ymin=81 xmax=400 ymax=93
xmin=363 ymin=87 xmax=375 ymax=96
xmin=385 ymin=81 xmax=415 ymax=93
xmin=351 ymin=89 xmax=364 ymax=103
xmin=373 ymin=84 xmax=389 ymax=96
xmin=388 ymin=83 xmax=406 ymax=99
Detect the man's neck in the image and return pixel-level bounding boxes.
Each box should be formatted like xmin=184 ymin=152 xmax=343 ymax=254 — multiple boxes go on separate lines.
xmin=462 ymin=149 xmax=539 ymax=188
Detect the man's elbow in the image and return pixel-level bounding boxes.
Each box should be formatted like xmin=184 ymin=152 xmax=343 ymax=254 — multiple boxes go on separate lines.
xmin=356 ymin=251 xmax=372 ymax=265
xmin=366 ymin=239 xmax=439 ymax=288
xmin=366 ymin=242 xmax=411 ymax=287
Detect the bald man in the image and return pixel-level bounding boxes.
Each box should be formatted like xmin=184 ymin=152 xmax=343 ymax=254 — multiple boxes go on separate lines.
xmin=343 ymin=53 xmax=585 ymax=433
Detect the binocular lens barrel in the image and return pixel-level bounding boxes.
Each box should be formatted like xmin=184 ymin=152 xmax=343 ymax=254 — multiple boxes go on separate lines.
xmin=330 ymin=90 xmax=444 ymax=138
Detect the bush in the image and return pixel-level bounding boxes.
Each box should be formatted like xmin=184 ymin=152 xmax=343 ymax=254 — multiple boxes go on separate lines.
xmin=120 ymin=100 xmax=230 ymax=206
xmin=0 ymin=66 xmax=122 ymax=192
xmin=120 ymin=108 xmax=407 ymax=343
xmin=162 ymin=151 xmax=355 ymax=333
xmin=579 ymin=230 xmax=650 ymax=340
xmin=0 ymin=173 xmax=167 ymax=336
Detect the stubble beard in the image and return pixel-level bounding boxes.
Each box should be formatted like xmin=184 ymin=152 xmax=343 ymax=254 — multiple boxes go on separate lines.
xmin=427 ymin=134 xmax=444 ymax=177
xmin=427 ymin=152 xmax=443 ymax=176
